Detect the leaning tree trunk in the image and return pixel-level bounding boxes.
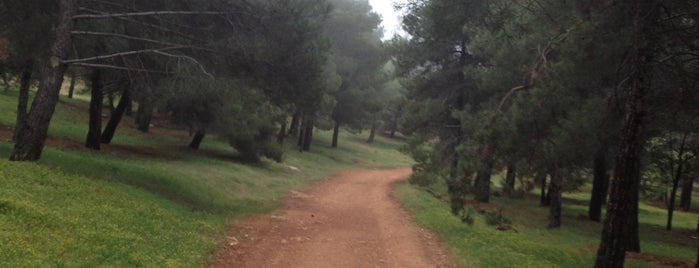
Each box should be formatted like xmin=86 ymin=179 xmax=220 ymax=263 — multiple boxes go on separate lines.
xmin=594 ymin=1 xmax=657 ymax=266
xmin=12 ymin=58 xmax=35 ymax=142
xmin=85 ymin=67 xmax=103 ymax=150
xmin=548 ymin=164 xmax=563 ymax=228
xmin=589 ymin=146 xmax=610 ymax=222
xmin=680 ymin=176 xmax=694 ymax=212
xmin=10 ymin=0 xmax=75 ymax=161
xmin=189 ymin=129 xmax=205 ymax=149
xmin=101 ymin=88 xmax=130 ymax=144
xmin=331 ymin=120 xmax=340 ymax=148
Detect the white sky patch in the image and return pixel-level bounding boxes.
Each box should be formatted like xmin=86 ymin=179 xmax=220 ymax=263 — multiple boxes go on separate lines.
xmin=368 ymin=0 xmax=406 ymax=40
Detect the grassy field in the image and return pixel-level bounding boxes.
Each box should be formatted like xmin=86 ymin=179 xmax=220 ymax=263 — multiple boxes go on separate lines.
xmin=0 ymin=86 xmax=412 ymax=267
xmin=395 ymin=178 xmax=699 ymax=267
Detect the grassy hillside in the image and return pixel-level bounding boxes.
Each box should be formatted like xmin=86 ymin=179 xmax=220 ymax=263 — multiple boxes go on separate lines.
xmin=0 ymin=87 xmax=412 ymax=267
xmin=395 ymin=179 xmax=698 ymax=267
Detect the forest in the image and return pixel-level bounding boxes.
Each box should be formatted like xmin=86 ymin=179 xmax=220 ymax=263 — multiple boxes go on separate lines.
xmin=0 ymin=0 xmax=697 ymax=267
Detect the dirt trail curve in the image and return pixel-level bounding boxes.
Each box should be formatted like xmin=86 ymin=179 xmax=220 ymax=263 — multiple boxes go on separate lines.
xmin=211 ymin=168 xmax=455 ymax=268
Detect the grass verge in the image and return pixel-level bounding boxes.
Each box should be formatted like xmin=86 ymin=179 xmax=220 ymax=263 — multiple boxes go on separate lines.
xmin=395 ymin=181 xmax=698 ymax=268
xmin=0 ymin=87 xmax=412 ymax=266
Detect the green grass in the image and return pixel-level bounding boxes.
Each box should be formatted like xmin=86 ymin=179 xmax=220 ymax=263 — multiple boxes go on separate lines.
xmin=0 ymin=86 xmax=413 ymax=266
xmin=395 ymin=180 xmax=699 ymax=268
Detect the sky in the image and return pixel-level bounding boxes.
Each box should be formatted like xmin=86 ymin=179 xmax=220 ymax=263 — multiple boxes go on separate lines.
xmin=368 ymin=0 xmax=406 ymax=40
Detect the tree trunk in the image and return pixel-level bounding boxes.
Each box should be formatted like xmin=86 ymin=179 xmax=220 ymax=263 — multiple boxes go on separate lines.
xmin=10 ymin=0 xmax=75 ymax=161
xmin=277 ymin=122 xmax=287 ymax=145
xmin=107 ymin=93 xmax=116 ymax=115
xmin=627 ymin=178 xmax=641 ymax=253
xmin=589 ymin=146 xmax=610 ymax=222
xmin=538 ymin=172 xmax=549 ymax=206
xmin=473 ymin=160 xmax=493 ymax=203
xmin=680 ymin=176 xmax=694 ymax=212
xmin=367 ymin=118 xmax=377 ymax=144
xmin=135 ymin=100 xmax=152 ymax=132
xmin=189 ymin=129 xmax=205 ymax=149
xmin=288 ymin=110 xmax=300 ymax=137
xmin=548 ymin=164 xmax=563 ymax=228
xmin=297 ymin=113 xmax=305 ymax=148
xmin=101 ymin=88 xmax=130 ymax=144
xmin=667 ymin=133 xmax=688 ymax=230
xmin=12 ymin=58 xmax=35 ymax=142
xmin=85 ymin=67 xmax=103 ymax=150
xmin=67 ymin=70 xmax=76 ymax=98
xmin=594 ymin=2 xmax=657 ymax=266
xmin=331 ymin=120 xmax=340 ymax=148
xmin=504 ymin=162 xmax=516 ymax=195
xmin=302 ymin=119 xmax=313 ymax=152
xmin=125 ymin=97 xmax=133 ymax=116
xmin=390 ymin=113 xmax=398 ymax=138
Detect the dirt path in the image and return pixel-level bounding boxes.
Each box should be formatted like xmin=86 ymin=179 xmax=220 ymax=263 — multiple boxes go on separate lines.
xmin=211 ymin=168 xmax=455 ymax=268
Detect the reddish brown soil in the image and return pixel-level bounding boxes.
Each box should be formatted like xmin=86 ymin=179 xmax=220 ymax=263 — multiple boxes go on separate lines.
xmin=211 ymin=168 xmax=455 ymax=268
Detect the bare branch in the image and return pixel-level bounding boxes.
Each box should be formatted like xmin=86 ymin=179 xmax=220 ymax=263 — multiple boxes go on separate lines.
xmin=62 ymin=46 xmax=186 ymax=64
xmin=78 ymin=7 xmax=199 ymax=41
xmin=497 ymin=23 xmax=579 ymax=112
xmin=70 ymin=62 xmax=171 ymax=74
xmin=151 ymin=50 xmax=214 ymax=79
xmin=73 ymin=10 xmax=229 ymax=20
xmin=71 ymin=31 xmax=182 ymax=47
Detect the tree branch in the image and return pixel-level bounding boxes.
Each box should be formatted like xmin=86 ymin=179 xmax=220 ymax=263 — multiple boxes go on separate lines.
xmin=70 ymin=62 xmax=171 ymax=74
xmin=73 ymin=10 xmax=229 ymax=20
xmin=151 ymin=50 xmax=214 ymax=78
xmin=62 ymin=46 xmax=186 ymax=64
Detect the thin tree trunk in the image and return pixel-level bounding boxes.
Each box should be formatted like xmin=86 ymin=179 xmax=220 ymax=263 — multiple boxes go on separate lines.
xmin=85 ymin=67 xmax=103 ymax=150
xmin=10 ymin=0 xmax=75 ymax=161
xmin=101 ymin=88 xmax=130 ymax=144
xmin=297 ymin=113 xmax=305 ymax=149
xmin=595 ymin=1 xmax=657 ymax=265
xmin=505 ymin=162 xmax=516 ymax=195
xmin=538 ymin=172 xmax=549 ymax=206
xmin=125 ymin=97 xmax=133 ymax=116
xmin=667 ymin=133 xmax=688 ymax=230
xmin=589 ymin=146 xmax=610 ymax=221
xmin=367 ymin=118 xmax=377 ymax=143
xmin=390 ymin=113 xmax=398 ymax=138
xmin=12 ymin=58 xmax=35 ymax=142
xmin=277 ymin=122 xmax=287 ymax=145
xmin=302 ymin=119 xmax=313 ymax=152
xmin=288 ymin=110 xmax=300 ymax=137
xmin=331 ymin=120 xmax=340 ymax=148
xmin=548 ymin=164 xmax=563 ymax=228
xmin=135 ymin=99 xmax=152 ymax=132
xmin=107 ymin=92 xmax=116 ymax=115
xmin=680 ymin=176 xmax=694 ymax=212
xmin=189 ymin=129 xmax=205 ymax=149
xmin=473 ymin=159 xmax=493 ymax=203
xmin=67 ymin=70 xmax=76 ymax=98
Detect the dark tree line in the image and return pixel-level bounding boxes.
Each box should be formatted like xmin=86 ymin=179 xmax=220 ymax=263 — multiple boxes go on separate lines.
xmin=0 ymin=0 xmax=399 ymax=162
xmin=391 ymin=0 xmax=698 ymax=266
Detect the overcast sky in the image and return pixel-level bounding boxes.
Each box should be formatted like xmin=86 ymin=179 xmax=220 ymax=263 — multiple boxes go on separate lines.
xmin=368 ymin=0 xmax=406 ymax=40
